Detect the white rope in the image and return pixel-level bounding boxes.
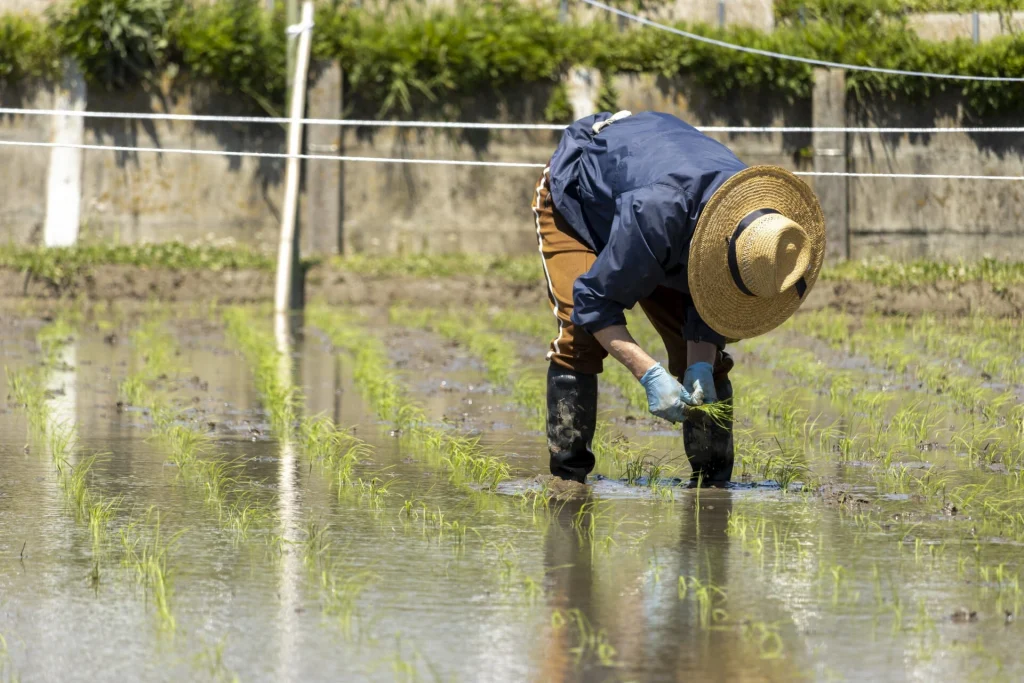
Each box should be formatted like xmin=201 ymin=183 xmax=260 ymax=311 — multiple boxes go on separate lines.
xmin=0 ymin=138 xmax=547 ymax=168
xmin=0 ymin=107 xmax=567 ymax=130
xmin=2 ymin=137 xmax=1022 ymax=180
xmin=794 ymin=171 xmax=1024 ymax=181
xmin=4 ymin=106 xmax=1024 ymax=134
xmin=579 ymin=0 xmax=1024 ymax=83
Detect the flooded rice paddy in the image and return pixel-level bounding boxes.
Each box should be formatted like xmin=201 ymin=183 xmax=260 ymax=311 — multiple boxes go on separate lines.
xmin=1 ymin=301 xmax=1023 ymax=682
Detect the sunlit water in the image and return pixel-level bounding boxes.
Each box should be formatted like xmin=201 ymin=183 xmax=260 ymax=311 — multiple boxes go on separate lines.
xmin=0 ymin=310 xmax=1021 ymax=682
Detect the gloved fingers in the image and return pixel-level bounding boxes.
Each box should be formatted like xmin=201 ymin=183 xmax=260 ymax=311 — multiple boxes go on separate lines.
xmin=693 ymin=378 xmax=717 ymax=404
xmin=659 ymin=402 xmax=688 ymax=424
xmin=679 ymin=385 xmax=703 ymax=407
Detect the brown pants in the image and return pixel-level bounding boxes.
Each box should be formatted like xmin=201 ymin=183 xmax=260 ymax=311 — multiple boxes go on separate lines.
xmin=532 ymin=168 xmax=731 ymax=378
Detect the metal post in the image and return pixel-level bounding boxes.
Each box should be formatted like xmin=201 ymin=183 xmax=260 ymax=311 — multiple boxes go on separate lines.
xmin=560 ymin=0 xmax=568 ymax=23
xmin=275 ymin=1 xmax=314 ymax=315
xmin=972 ymin=11 xmax=980 ymax=44
xmin=718 ymin=0 xmax=726 ymax=29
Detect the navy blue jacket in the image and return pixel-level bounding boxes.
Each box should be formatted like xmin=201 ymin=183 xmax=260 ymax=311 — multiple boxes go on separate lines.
xmin=547 ymin=111 xmax=747 ymax=348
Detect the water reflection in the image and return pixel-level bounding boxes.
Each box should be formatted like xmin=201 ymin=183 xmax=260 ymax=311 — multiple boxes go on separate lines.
xmin=274 ymin=312 xmax=301 ymax=683
xmin=538 ymin=498 xmax=597 ymax=682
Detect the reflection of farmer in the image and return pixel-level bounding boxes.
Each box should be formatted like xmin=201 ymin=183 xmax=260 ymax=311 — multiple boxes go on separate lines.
xmin=533 ymin=111 xmax=825 ymax=485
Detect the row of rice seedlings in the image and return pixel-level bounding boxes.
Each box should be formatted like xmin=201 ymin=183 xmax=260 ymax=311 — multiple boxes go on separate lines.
xmin=119 ymin=317 xmax=273 ymax=540
xmin=746 ymin=335 xmax=1024 ymax=549
xmin=297 ymin=519 xmax=376 ymax=637
xmin=5 ymin=322 xmax=178 ymax=629
xmin=298 ymin=414 xmax=373 ymax=489
xmin=390 ymin=304 xmax=547 ymax=429
xmin=7 ymin=322 xmax=122 ymax=546
xmin=222 ymin=307 xmax=297 ymax=434
xmin=790 ymin=314 xmax=1024 ymax=469
xmin=310 ymin=306 xmax=510 ymax=488
xmin=902 ymin=314 xmax=1024 ymax=386
xmin=793 ymin=310 xmax=1023 ymax=427
xmin=389 ymin=305 xmax=679 ymax=488
xmin=200 ymin=311 xmax=389 ymax=637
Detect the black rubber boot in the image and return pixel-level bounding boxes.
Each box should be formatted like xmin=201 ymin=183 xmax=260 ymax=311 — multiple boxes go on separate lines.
xmin=683 ymin=372 xmax=734 ymax=486
xmin=546 ymin=364 xmax=598 ymax=483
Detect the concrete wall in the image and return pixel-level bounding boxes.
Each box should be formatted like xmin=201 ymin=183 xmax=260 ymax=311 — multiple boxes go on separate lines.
xmin=0 ymin=85 xmax=284 ymax=248
xmin=2 ymin=69 xmax=1024 ymax=262
xmin=847 ymin=93 xmax=1024 ymax=260
xmin=908 ymin=11 xmax=1024 ymax=42
xmin=0 ymin=83 xmax=53 ymax=244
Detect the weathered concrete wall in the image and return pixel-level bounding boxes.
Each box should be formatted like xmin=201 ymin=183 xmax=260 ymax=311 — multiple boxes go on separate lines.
xmin=80 ymin=88 xmax=284 ymax=247
xmin=0 ymin=82 xmax=55 ymax=244
xmin=908 ymin=11 xmax=1024 ymax=42
xmin=846 ymin=93 xmax=1024 ymax=260
xmin=2 ymin=69 xmax=1024 ymax=262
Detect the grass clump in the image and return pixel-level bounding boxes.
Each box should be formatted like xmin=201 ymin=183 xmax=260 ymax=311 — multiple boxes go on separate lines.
xmin=0 ymin=244 xmax=275 ymax=292
xmin=821 ymin=257 xmax=1024 ymax=289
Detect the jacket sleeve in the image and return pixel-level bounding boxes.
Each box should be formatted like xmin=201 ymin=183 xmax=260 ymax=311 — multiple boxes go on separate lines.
xmin=570 ymin=184 xmax=685 ymax=334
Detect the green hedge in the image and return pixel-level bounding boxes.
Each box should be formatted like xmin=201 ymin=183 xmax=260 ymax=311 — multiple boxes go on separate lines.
xmin=4 ymin=0 xmax=1024 ymax=118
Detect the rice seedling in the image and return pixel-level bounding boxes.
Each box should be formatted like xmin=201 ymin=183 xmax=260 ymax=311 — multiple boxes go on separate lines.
xmin=56 ymin=452 xmax=98 ymax=519
xmin=87 ymin=496 xmax=122 ymax=548
xmin=677 ymin=575 xmax=728 ymax=629
xmin=120 ymin=509 xmax=181 ymax=632
xmin=354 ymin=475 xmax=398 ymax=511
xmin=549 ymin=608 xmax=618 ymax=668
xmin=297 ymin=414 xmax=372 ymax=487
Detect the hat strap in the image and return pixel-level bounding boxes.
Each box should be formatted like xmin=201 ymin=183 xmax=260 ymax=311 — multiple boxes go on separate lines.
xmin=727 ymin=208 xmax=810 ymax=300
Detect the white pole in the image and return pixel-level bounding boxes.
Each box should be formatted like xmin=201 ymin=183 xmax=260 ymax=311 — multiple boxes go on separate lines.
xmin=44 ymin=60 xmax=86 ymax=247
xmin=275 ymin=1 xmax=315 ymax=316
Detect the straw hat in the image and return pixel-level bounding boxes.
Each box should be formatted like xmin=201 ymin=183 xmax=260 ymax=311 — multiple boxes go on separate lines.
xmin=688 ymin=165 xmax=825 ymax=341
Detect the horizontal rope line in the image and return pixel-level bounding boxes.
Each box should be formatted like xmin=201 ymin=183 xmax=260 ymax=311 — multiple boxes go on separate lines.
xmin=2 ymin=138 xmax=1021 ymax=179
xmin=0 ymin=139 xmax=546 ymax=168
xmin=4 ymin=107 xmax=1024 ymax=134
xmin=0 ymin=107 xmax=566 ymax=130
xmin=580 ymin=0 xmax=1024 ymax=82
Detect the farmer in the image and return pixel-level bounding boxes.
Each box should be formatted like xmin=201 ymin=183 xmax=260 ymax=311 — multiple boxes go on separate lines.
xmin=532 ymin=110 xmax=825 ymax=485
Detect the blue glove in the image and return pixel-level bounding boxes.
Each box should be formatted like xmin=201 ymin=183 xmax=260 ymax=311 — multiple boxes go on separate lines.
xmin=639 ymin=363 xmax=688 ymax=423
xmin=682 ymin=362 xmax=717 ymax=406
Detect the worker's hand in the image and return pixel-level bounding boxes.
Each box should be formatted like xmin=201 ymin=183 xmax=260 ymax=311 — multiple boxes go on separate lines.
xmin=639 ymin=362 xmax=688 ymax=423
xmin=682 ymin=362 xmax=717 ymax=406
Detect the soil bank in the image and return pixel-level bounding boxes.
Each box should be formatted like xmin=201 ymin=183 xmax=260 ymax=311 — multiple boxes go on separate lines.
xmin=2 ymin=264 xmax=1022 ymax=317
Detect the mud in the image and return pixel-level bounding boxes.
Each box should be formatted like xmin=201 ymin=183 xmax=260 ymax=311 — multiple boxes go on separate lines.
xmin=4 ymin=265 xmax=1023 ymax=317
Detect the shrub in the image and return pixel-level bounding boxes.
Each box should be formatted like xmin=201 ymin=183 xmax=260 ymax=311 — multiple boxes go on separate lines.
xmin=49 ymin=0 xmax=176 ymax=89
xmin=0 ymin=14 xmax=60 ymax=82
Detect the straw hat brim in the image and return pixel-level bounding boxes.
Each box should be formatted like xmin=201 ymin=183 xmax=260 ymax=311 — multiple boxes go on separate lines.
xmin=688 ymin=165 xmax=825 ymax=341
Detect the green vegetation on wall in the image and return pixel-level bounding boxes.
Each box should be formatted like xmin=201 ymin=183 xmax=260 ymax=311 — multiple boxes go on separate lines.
xmin=2 ymin=1 xmax=1024 ymax=117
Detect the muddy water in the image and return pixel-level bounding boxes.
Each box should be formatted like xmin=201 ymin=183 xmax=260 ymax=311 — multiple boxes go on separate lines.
xmin=0 ymin=311 xmax=1022 ymax=682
